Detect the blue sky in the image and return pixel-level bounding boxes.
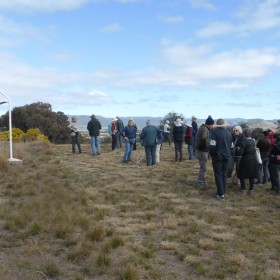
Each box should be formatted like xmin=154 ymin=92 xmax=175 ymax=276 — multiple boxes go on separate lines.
xmin=0 ymin=0 xmax=280 ymax=120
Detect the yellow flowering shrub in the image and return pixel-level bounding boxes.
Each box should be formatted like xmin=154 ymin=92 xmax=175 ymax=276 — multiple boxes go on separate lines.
xmin=0 ymin=128 xmax=49 ymax=142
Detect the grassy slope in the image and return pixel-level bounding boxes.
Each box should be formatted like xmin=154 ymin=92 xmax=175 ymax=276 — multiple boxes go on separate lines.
xmin=0 ymin=142 xmax=280 ymax=280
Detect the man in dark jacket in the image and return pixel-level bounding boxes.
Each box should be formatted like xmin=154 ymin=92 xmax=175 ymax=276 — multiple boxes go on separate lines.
xmin=269 ymin=133 xmax=280 ymax=194
xmin=87 ymin=114 xmax=102 ymax=156
xmin=256 ymin=130 xmax=271 ymax=184
xmin=209 ymin=118 xmax=233 ymax=199
xmin=195 ymin=115 xmax=214 ymax=187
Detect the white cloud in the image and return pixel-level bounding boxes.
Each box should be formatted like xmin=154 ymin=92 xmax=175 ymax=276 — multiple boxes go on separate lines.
xmin=159 ymin=15 xmax=184 ymax=24
xmin=99 ymin=23 xmax=123 ymax=33
xmin=188 ymin=0 xmax=216 ymax=11
xmin=197 ymin=0 xmax=280 ymax=38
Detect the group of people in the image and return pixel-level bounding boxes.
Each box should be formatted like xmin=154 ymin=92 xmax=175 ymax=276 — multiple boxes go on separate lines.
xmin=68 ymin=115 xmax=280 ymax=199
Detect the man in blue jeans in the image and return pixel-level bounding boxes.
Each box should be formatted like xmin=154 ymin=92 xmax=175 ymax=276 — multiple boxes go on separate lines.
xmin=87 ymin=114 xmax=102 ymax=156
xmin=122 ymin=119 xmax=137 ymax=163
xmin=209 ymin=118 xmax=233 ymax=200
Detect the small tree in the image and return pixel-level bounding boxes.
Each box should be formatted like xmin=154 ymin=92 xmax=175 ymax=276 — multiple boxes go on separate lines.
xmin=161 ymin=111 xmax=185 ymax=128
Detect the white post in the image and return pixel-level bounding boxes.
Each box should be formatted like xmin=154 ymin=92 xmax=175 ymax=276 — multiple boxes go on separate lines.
xmin=0 ymin=90 xmax=22 ymax=163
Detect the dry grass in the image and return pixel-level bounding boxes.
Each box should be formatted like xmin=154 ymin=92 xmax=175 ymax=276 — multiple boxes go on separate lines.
xmin=0 ymin=141 xmax=279 ymax=279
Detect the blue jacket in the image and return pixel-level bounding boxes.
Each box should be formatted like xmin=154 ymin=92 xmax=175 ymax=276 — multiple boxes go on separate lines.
xmin=122 ymin=125 xmax=137 ymax=139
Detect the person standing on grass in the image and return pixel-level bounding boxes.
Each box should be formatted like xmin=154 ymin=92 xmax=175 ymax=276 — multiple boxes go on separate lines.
xmin=87 ymin=114 xmax=102 ymax=157
xmin=172 ymin=118 xmax=185 ymax=162
xmin=237 ymin=128 xmax=259 ymax=195
xmin=209 ymin=118 xmax=233 ymax=200
xmin=256 ymin=130 xmax=271 ymax=184
xmin=163 ymin=120 xmax=171 ymax=146
xmin=268 ymin=133 xmax=280 ymax=195
xmin=191 ymin=116 xmax=198 ymax=155
xmin=195 ymin=115 xmax=214 ymax=188
xmin=68 ymin=116 xmax=82 ymax=154
xmin=185 ymin=122 xmax=194 ymax=160
xmin=227 ymin=125 xmax=244 ymax=183
xmin=140 ymin=120 xmax=161 ymax=166
xmin=116 ymin=116 xmax=124 ymax=148
xmin=156 ymin=130 xmax=163 ymax=163
xmin=122 ymin=119 xmax=137 ymax=163
xmin=108 ymin=117 xmax=118 ymax=151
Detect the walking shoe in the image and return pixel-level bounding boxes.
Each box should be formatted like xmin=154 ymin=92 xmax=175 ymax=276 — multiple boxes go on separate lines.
xmin=248 ymin=190 xmax=254 ymax=195
xmin=122 ymin=160 xmax=128 ymax=163
xmin=269 ymin=190 xmax=280 ymax=196
xmin=237 ymin=189 xmax=247 ymax=195
xmin=216 ymin=194 xmax=225 ymax=200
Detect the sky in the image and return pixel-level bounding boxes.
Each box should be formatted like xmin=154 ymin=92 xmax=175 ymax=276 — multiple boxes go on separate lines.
xmin=0 ymin=0 xmax=280 ymax=120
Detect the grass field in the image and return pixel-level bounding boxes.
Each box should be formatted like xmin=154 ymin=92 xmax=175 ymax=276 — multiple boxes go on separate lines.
xmin=0 ymin=141 xmax=280 ymax=280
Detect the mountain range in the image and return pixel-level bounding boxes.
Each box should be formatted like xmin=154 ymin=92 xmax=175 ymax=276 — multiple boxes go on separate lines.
xmin=69 ymin=115 xmax=278 ymax=132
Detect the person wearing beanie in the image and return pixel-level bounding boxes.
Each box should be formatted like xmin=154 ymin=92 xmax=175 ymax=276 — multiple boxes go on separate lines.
xmin=256 ymin=130 xmax=272 ymax=184
xmin=227 ymin=125 xmax=245 ymax=181
xmin=194 ymin=115 xmax=215 ymax=187
xmin=209 ymin=118 xmax=233 ymax=199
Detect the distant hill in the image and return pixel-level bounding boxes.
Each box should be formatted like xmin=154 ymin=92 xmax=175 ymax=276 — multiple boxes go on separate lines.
xmin=69 ymin=115 xmax=278 ymax=132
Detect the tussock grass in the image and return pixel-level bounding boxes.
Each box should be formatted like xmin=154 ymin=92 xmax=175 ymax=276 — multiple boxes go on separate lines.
xmin=0 ymin=142 xmax=280 ymax=279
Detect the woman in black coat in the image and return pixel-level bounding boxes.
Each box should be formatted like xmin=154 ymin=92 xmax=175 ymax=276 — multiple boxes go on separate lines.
xmin=237 ymin=128 xmax=258 ymax=193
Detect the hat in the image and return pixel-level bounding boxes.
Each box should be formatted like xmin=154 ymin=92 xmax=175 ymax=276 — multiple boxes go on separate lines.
xmin=192 ymin=115 xmax=197 ymax=120
xmin=233 ymin=125 xmax=242 ymax=134
xmin=205 ymin=115 xmax=214 ymax=125
xmin=174 ymin=118 xmax=183 ymax=127
xmin=112 ymin=117 xmax=118 ymax=122
xmin=185 ymin=122 xmax=192 ymax=127
xmin=215 ymin=118 xmax=227 ymax=127
xmin=90 ymin=114 xmax=96 ymax=118
xmin=166 ymin=120 xmax=170 ymax=124
xmin=71 ymin=116 xmax=77 ymax=122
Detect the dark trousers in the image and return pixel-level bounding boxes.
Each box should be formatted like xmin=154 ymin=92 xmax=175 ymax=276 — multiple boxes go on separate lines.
xmin=269 ymin=163 xmax=280 ymax=192
xmin=163 ymin=132 xmax=171 ymax=145
xmin=240 ymin=177 xmax=254 ymax=191
xmin=212 ymin=156 xmax=230 ymax=196
xmin=144 ymin=145 xmax=156 ymax=166
xmin=111 ymin=134 xmax=118 ymax=150
xmin=174 ymin=141 xmax=183 ymax=161
xmin=71 ymin=135 xmax=82 ymax=154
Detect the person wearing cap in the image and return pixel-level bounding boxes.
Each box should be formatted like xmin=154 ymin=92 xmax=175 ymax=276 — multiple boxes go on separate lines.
xmin=191 ymin=116 xmax=198 ymax=155
xmin=163 ymin=120 xmax=171 ymax=146
xmin=108 ymin=117 xmax=119 ymax=150
xmin=209 ymin=119 xmax=233 ymax=199
xmin=236 ymin=128 xmax=259 ymax=194
xmin=87 ymin=114 xmax=102 ymax=156
xmin=227 ymin=125 xmax=245 ymax=181
xmin=195 ymin=115 xmax=215 ymax=187
xmin=140 ymin=120 xmax=162 ymax=166
xmin=173 ymin=118 xmax=185 ymax=162
xmin=256 ymin=130 xmax=272 ymax=184
xmin=68 ymin=116 xmax=82 ymax=154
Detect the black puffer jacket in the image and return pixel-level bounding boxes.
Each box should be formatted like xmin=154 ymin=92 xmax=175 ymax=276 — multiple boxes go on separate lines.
xmin=237 ymin=138 xmax=258 ymax=179
xmin=269 ymin=141 xmax=280 ymax=165
xmin=257 ymin=137 xmax=271 ymax=158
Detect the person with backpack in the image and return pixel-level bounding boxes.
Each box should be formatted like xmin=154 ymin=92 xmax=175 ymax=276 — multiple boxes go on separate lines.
xmin=184 ymin=122 xmax=193 ymax=160
xmin=87 ymin=114 xmax=102 ymax=156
